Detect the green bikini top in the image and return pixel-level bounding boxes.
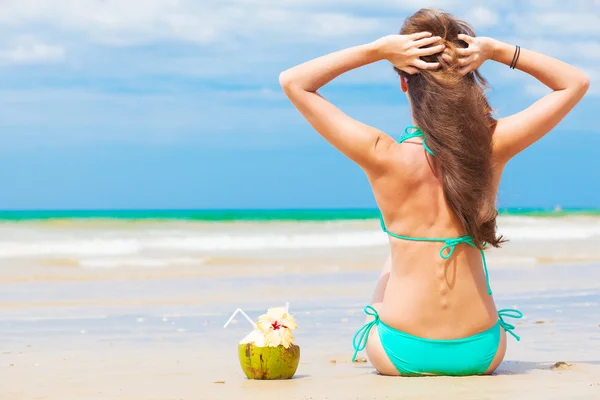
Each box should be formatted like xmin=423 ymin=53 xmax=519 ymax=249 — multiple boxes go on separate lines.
xmin=399 ymin=125 xmax=435 ymax=155
xmin=380 ymin=126 xmax=492 ymax=296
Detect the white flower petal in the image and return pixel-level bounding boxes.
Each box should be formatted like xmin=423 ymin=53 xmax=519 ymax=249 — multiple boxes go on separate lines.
xmin=264 ymin=327 xmax=295 ymax=348
xmin=256 ymin=314 xmax=275 ymax=334
xmin=265 ymin=307 xmax=298 ymax=330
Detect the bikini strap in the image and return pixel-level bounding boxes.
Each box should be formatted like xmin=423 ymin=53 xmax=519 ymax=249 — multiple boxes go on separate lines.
xmin=399 ymin=126 xmax=434 ymax=156
xmin=441 ymin=238 xmax=492 ymax=296
xmin=379 ymin=214 xmax=493 ymax=295
xmin=498 ymin=309 xmax=524 ymax=341
xmin=351 ymin=305 xmax=379 ymax=362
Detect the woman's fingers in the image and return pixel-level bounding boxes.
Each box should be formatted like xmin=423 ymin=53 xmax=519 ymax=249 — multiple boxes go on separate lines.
xmin=413 ymin=35 xmax=442 ymax=48
xmin=404 ymin=33 xmax=479 ymax=72
xmin=401 ymin=66 xmax=419 ymax=75
xmin=457 ymin=34 xmax=475 ymax=44
xmin=409 ymin=31 xmax=433 ymax=41
xmin=458 ymin=54 xmax=476 ymax=66
xmin=441 ymin=52 xmax=472 ymax=65
xmin=441 ymin=53 xmax=453 ymax=63
xmin=456 ymin=47 xmax=474 ymax=56
xmin=417 ymin=43 xmax=445 ymax=56
xmin=413 ymin=59 xmax=440 ymax=70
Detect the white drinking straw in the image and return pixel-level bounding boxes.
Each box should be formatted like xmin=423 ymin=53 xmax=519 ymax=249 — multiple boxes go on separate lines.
xmin=223 ymin=308 xmax=256 ymax=329
xmin=224 ymin=302 xmax=291 ymax=329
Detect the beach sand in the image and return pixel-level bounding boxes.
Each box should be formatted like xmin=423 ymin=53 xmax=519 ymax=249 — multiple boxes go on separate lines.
xmin=1 ymin=217 xmax=600 ymax=399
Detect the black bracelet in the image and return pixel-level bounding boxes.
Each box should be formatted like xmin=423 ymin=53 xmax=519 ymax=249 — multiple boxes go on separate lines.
xmin=513 ymin=46 xmax=521 ymax=69
xmin=510 ymin=45 xmax=521 ymax=69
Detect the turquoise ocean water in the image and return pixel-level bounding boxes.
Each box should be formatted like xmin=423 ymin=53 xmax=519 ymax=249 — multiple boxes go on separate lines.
xmin=0 ymin=208 xmax=598 ymax=221
xmin=1 ymin=208 xmax=598 ymax=269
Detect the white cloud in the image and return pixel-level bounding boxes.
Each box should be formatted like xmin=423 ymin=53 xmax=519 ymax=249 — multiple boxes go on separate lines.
xmin=510 ymin=12 xmax=600 ymax=35
xmin=0 ymin=0 xmax=597 ymax=147
xmin=302 ymin=13 xmax=382 ymax=38
xmin=0 ymin=0 xmax=509 ymax=50
xmin=0 ymin=0 xmax=393 ymax=47
xmin=0 ymin=0 xmax=593 ymax=50
xmin=214 ymin=0 xmax=458 ymax=11
xmin=528 ymin=0 xmax=599 ymax=11
xmin=465 ymin=6 xmax=500 ymax=28
xmin=572 ymin=42 xmax=600 ymax=60
xmin=0 ymin=36 xmax=65 ymax=65
xmin=0 ymin=1 xmax=225 ymax=46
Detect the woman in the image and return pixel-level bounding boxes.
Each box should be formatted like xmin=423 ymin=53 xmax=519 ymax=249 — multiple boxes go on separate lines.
xmin=279 ymin=9 xmax=589 ymax=376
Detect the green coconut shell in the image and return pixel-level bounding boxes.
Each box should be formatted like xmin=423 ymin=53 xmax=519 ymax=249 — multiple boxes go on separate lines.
xmin=238 ymin=343 xmax=300 ymax=380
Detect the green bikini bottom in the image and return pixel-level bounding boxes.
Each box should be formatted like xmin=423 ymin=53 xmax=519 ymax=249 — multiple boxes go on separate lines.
xmin=352 ymin=306 xmax=523 ymax=376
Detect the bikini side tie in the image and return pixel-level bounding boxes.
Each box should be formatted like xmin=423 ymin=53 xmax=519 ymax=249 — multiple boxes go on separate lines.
xmin=498 ymin=309 xmax=524 ymax=341
xmin=351 ymin=305 xmax=379 ymax=362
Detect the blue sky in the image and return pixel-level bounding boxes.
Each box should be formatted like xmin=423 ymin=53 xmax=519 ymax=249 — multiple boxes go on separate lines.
xmin=0 ymin=0 xmax=598 ymax=210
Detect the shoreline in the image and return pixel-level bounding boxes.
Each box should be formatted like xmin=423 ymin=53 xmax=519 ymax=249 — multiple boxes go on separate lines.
xmin=0 ymin=208 xmax=599 ymax=222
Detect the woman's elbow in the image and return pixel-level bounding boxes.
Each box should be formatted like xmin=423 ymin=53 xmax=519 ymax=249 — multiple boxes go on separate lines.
xmin=580 ymin=72 xmax=591 ymax=93
xmin=565 ymin=71 xmax=591 ymax=99
xmin=279 ymin=70 xmax=304 ymax=99
xmin=574 ymin=71 xmax=590 ymax=95
xmin=279 ymin=70 xmax=294 ymax=91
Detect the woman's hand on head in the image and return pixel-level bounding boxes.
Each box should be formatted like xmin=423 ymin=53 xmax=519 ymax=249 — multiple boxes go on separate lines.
xmin=375 ymin=32 xmax=444 ymax=75
xmin=443 ymin=35 xmax=497 ymax=75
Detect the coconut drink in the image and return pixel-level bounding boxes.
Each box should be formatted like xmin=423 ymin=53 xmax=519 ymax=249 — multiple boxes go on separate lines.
xmin=225 ymin=304 xmax=300 ymax=380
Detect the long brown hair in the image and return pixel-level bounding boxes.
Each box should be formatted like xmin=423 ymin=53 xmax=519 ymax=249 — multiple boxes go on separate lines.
xmin=398 ymin=9 xmax=505 ymax=248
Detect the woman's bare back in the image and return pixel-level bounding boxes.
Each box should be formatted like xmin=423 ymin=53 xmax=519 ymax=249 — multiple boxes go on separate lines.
xmin=367 ymin=135 xmax=500 ymax=340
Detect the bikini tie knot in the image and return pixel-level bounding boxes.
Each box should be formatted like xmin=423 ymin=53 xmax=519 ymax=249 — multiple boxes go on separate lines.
xmin=440 ymin=237 xmax=473 ymax=259
xmin=498 ymin=309 xmax=524 ymax=341
xmin=351 ymin=306 xmax=379 ymax=362
xmin=440 ymin=236 xmax=493 ymax=295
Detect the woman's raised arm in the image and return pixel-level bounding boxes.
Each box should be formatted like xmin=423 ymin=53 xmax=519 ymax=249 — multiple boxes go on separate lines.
xmin=279 ymin=33 xmax=444 ymax=172
xmin=454 ymin=35 xmax=590 ymax=163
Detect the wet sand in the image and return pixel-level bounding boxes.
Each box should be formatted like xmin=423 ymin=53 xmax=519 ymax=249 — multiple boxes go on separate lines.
xmin=2 ymin=259 xmax=600 ymax=399
xmin=3 ymin=342 xmax=600 ymax=400
xmin=1 ymin=217 xmax=600 ymax=399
